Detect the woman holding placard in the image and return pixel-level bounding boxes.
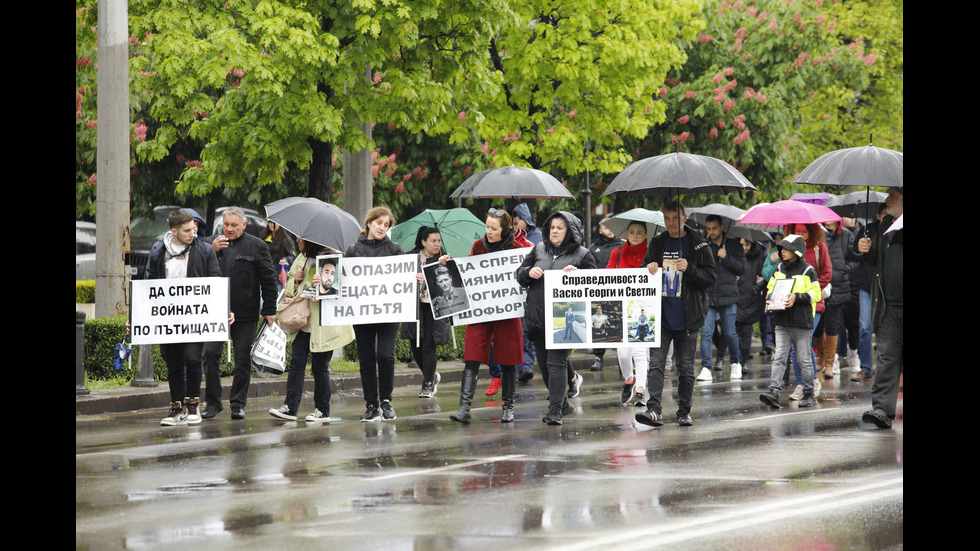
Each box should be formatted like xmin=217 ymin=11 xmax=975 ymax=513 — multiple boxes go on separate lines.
xmin=449 ymin=208 xmax=526 ymax=424
xmin=516 ymin=211 xmax=597 ymax=425
xmin=346 ymin=206 xmax=406 ymax=421
xmin=269 ymin=239 xmax=354 ymax=424
xmin=403 ymin=226 xmax=451 ymax=398
xmin=606 ymin=221 xmax=651 ymax=406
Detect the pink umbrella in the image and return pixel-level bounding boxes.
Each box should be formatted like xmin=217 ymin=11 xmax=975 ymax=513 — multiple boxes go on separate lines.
xmin=738 ymin=200 xmax=842 ymax=226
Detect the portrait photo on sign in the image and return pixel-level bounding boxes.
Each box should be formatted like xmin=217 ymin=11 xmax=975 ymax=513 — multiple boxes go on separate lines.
xmin=591 ymin=301 xmax=623 ymax=343
xmin=315 ymin=254 xmax=342 ymax=299
xmin=552 ymin=301 xmax=587 ymax=344
xmin=424 ymin=260 xmax=470 ymax=320
xmin=626 ymin=299 xmax=657 ymax=343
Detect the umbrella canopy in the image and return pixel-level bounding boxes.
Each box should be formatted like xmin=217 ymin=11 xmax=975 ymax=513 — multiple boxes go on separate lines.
xmin=390 ymin=208 xmax=486 ymax=259
xmin=601 ymin=152 xmax=757 ymax=198
xmin=738 ymin=200 xmax=841 ymax=227
xmin=788 ymin=192 xmax=831 ymax=205
xmin=823 ymin=190 xmax=888 ymax=218
xmin=687 ymin=204 xmax=773 ymax=243
xmin=450 ymin=165 xmax=574 ymax=199
xmin=602 ymin=208 xmax=665 ymax=238
xmin=264 ymin=197 xmax=361 ymax=252
xmin=794 ymin=142 xmax=903 ymax=189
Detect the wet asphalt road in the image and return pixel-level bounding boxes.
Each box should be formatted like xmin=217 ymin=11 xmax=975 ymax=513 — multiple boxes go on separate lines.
xmin=76 ymin=358 xmax=903 ymax=550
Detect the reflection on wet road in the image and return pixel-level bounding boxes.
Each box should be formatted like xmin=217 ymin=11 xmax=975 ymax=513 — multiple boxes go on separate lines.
xmin=77 ymin=365 xmax=903 ymax=549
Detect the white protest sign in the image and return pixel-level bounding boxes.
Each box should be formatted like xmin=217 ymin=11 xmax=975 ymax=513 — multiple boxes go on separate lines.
xmin=451 ymin=246 xmax=532 ymax=325
xmin=320 ymin=254 xmax=417 ymax=325
xmin=251 ymin=322 xmax=287 ymax=374
xmin=130 ymin=277 xmax=230 ymax=345
xmin=544 ymin=268 xmax=661 ymax=349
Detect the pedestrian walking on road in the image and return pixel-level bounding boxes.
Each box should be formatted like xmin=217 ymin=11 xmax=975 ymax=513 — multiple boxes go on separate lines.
xmin=759 ymin=234 xmax=823 ymax=409
xmin=346 ymin=206 xmax=405 ymax=422
xmin=144 ymin=210 xmax=224 ymax=426
xmin=403 ymin=226 xmax=451 ymax=399
xmin=202 ymin=207 xmax=279 ymax=421
xmin=269 ymin=239 xmax=355 ymax=424
xmin=449 ymin=208 xmax=527 ymax=424
xmin=517 ymin=211 xmax=598 ymax=425
xmin=606 ymin=221 xmax=651 ymax=406
xmin=635 ymin=200 xmax=716 ymax=428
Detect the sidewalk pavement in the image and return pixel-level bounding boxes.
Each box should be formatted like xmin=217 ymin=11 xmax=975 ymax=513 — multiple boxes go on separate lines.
xmin=75 ymin=358 xmax=472 ymax=416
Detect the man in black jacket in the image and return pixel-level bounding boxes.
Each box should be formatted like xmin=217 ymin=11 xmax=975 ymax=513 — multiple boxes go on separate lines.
xmin=202 ymin=207 xmax=278 ymax=420
xmin=636 ymin=200 xmax=716 ymax=428
xmin=698 ymin=215 xmax=746 ymax=380
xmin=144 ymin=210 xmax=224 ymax=426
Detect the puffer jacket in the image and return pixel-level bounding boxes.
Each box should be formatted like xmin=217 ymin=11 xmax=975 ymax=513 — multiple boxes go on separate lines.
xmin=516 ymin=211 xmax=597 ymax=334
xmin=344 ymin=234 xmax=405 ymax=258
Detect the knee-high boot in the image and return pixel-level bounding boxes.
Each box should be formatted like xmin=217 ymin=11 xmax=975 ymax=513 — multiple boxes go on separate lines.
xmin=500 ymin=366 xmax=516 ymax=423
xmin=450 ymin=368 xmax=478 ymax=424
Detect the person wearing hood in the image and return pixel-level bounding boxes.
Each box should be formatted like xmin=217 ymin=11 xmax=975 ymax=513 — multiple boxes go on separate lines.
xmin=758 ymin=234 xmax=822 ymax=409
xmin=144 ymin=209 xmax=224 ymax=426
xmin=512 ymin=202 xmax=542 ymax=245
xmin=345 ymin=206 xmax=406 ymax=422
xmin=448 ymin=208 xmax=528 ymax=424
xmin=516 ymin=211 xmax=597 ymax=425
xmin=636 ymin=200 xmax=717 ymax=428
xmin=588 ymin=217 xmax=626 ymax=371
xmin=607 ymin=221 xmax=651 ymax=406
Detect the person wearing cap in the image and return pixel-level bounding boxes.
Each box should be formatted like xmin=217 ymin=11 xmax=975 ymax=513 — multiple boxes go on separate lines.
xmin=758 ymin=234 xmax=823 ymax=409
xmin=854 ymin=188 xmax=903 ymax=429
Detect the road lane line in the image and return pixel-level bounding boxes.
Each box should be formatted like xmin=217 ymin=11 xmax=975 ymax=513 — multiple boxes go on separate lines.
xmin=368 ymin=454 xmax=527 ymax=481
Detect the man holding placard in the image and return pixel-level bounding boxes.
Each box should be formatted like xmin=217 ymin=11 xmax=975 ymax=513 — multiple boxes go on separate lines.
xmin=141 ymin=210 xmax=224 ymax=426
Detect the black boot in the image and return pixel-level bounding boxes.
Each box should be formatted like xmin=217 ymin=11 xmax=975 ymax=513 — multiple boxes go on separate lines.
xmin=501 ymin=367 xmax=516 ymax=423
xmin=450 ymin=369 xmax=478 ymax=424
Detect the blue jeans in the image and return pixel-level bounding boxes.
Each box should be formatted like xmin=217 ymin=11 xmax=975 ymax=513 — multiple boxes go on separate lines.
xmin=791 ymin=312 xmax=819 ymax=383
xmin=858 ymin=290 xmax=873 ymax=373
xmin=701 ymin=303 xmax=740 ymax=368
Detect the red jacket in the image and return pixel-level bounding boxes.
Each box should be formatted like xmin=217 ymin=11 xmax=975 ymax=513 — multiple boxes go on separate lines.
xmin=606 ymin=239 xmax=648 ymax=269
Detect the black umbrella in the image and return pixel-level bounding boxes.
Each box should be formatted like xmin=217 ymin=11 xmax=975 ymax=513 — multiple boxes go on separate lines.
xmin=264 ymin=197 xmax=361 ymax=252
xmin=823 ymin=190 xmax=888 ymax=218
xmin=600 ymin=152 xmax=757 ymax=198
xmin=450 ymin=165 xmax=574 ymax=199
xmin=793 ymin=138 xmax=903 ymax=226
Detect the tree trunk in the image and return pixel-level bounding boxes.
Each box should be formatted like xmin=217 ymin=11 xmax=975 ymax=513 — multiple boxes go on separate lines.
xmin=308 ymin=137 xmax=333 ymax=202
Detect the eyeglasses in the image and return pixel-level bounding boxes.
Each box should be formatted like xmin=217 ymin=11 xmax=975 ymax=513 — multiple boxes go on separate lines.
xmin=488 ymin=208 xmax=508 ymax=218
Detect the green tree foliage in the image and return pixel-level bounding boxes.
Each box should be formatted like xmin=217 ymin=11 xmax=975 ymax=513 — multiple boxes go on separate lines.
xmin=631 ymin=0 xmax=878 ymax=203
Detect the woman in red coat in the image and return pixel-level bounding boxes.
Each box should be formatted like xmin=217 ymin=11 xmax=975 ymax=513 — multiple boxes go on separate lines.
xmin=783 ymin=222 xmax=832 ymax=399
xmin=449 ymin=208 xmax=527 ymax=424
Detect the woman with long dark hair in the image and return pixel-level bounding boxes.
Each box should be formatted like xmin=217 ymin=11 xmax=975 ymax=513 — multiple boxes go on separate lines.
xmin=606 ymin=221 xmax=651 ymax=406
xmin=402 ymin=226 xmax=452 ymax=398
xmin=449 ymin=208 xmax=527 ymax=424
xmin=346 ymin=206 xmax=406 ymax=421
xmin=268 ymin=238 xmax=354 ymax=423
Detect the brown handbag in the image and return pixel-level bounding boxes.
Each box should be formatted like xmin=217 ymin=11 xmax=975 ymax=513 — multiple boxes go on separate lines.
xmin=276 ymin=292 xmax=310 ymax=334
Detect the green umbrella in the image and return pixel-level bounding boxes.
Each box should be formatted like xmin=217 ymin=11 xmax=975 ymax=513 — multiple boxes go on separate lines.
xmin=390 ymin=208 xmax=486 ymax=259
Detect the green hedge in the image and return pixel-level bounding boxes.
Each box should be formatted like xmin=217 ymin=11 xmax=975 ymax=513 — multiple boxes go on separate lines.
xmin=344 ymin=324 xmax=466 ymax=363
xmin=82 ymin=315 xmax=238 ymax=381
xmin=76 ymin=280 xmax=95 ymax=303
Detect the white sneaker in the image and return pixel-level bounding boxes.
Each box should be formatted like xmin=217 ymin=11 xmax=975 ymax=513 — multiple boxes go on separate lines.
xmin=813 ymin=377 xmax=822 ymax=397
xmin=269 ymin=404 xmax=297 ymax=421
xmin=161 ymin=401 xmax=187 ymax=426
xmin=788 ymin=385 xmax=804 ymax=400
xmin=832 ymin=355 xmax=840 ymax=375
xmin=730 ymin=363 xmax=742 ymax=380
xmin=304 ymin=408 xmax=330 ymax=424
xmin=432 ymin=372 xmax=441 ymax=396
xmin=847 ymin=352 xmax=860 ymax=370
xmin=696 ymin=367 xmax=713 ymax=381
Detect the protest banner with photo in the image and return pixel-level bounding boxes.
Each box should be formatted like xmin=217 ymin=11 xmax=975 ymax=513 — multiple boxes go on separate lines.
xmin=315 ymin=253 xmax=343 ymax=299
xmin=319 ymin=254 xmax=417 ymax=326
xmin=543 ymin=268 xmax=661 ymax=349
xmin=451 ymin=247 xmax=532 ymax=325
xmin=423 ymin=260 xmax=471 ymax=320
xmin=250 ymin=321 xmax=287 ymax=374
xmin=130 ymin=277 xmax=230 ymax=345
